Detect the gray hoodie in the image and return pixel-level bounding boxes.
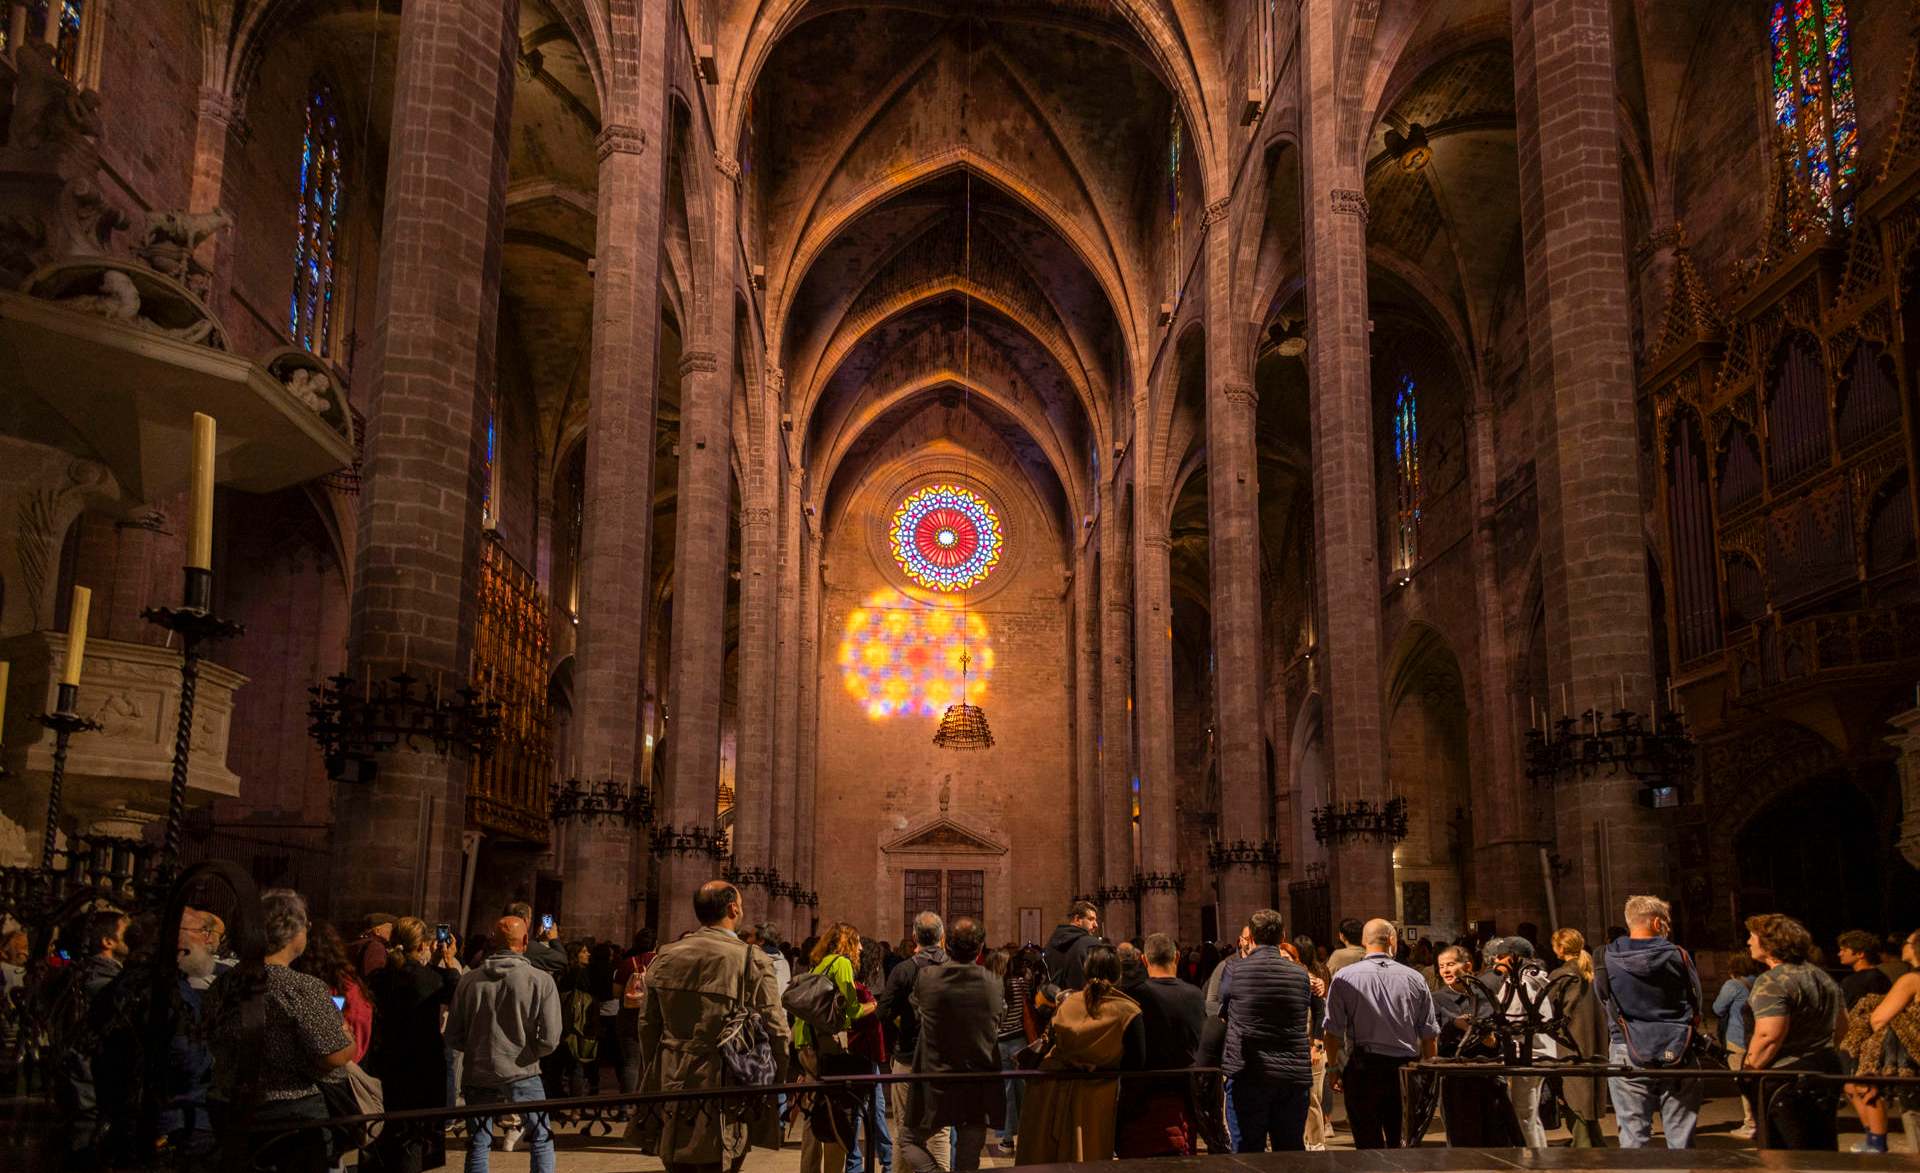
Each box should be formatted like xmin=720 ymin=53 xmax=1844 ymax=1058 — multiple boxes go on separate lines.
xmin=444 ymin=951 xmax=562 ymax=1087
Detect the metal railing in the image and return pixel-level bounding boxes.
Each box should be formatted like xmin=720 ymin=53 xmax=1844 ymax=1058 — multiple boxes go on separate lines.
xmin=1402 ymin=1059 xmax=1920 ymax=1150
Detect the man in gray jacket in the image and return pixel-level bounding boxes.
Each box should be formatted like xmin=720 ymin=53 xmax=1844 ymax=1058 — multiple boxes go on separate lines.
xmin=445 ymin=915 xmax=563 ymax=1173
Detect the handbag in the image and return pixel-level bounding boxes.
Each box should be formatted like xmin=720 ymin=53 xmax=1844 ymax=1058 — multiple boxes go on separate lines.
xmin=1012 ymin=1029 xmax=1052 ymax=1070
xmin=716 ymin=943 xmax=778 ymax=1086
xmin=318 ymin=1061 xmax=384 ymax=1149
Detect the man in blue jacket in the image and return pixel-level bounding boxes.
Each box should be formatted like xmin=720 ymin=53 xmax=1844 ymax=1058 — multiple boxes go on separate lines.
xmin=1219 ymin=908 xmax=1321 ymax=1152
xmin=1596 ymin=894 xmax=1703 ymax=1148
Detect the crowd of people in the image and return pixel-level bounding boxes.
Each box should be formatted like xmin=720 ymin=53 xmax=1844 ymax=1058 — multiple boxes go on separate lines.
xmin=2 ymin=884 xmax=1917 ymax=1171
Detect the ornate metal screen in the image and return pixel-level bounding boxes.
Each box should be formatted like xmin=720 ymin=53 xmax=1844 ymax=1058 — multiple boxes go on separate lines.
xmin=468 ymin=531 xmax=554 ymax=840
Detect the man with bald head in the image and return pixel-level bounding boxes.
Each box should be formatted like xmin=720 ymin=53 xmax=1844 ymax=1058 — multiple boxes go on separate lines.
xmin=1322 ymin=917 xmax=1438 ymax=1149
xmin=445 ymin=915 xmax=563 ymax=1172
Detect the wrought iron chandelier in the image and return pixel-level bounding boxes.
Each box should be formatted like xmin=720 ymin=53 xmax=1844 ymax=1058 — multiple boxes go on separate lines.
xmin=548 ymin=774 xmax=652 ymax=827
xmin=1524 ymin=696 xmax=1695 ymax=805
xmin=933 ymin=30 xmax=993 ymax=752
xmin=1311 ymin=797 xmax=1411 ymax=845
xmin=307 ymin=669 xmax=503 ymax=781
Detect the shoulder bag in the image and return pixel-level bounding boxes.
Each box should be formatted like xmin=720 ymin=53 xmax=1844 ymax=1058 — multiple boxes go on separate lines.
xmin=716 ymin=943 xmax=778 ymax=1086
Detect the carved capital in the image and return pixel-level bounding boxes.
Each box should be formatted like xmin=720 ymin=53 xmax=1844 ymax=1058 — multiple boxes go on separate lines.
xmin=679 ymin=349 xmax=719 ymax=376
xmin=1330 ymin=188 xmax=1369 ymax=222
xmin=596 ymin=124 xmax=646 ymax=162
xmin=197 ymin=86 xmax=237 ymax=128
xmin=1221 ymin=381 xmax=1257 ymax=411
xmin=742 ymin=506 xmax=774 ymax=529
xmin=1142 ymin=532 xmax=1173 ymax=552
xmin=1202 ymin=196 xmax=1232 ymax=226
xmin=766 ymin=365 xmax=786 ymax=392
xmin=713 ymin=151 xmax=741 ymax=183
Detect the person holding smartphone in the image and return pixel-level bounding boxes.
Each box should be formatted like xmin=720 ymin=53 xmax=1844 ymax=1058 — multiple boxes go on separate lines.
xmin=292 ymin=920 xmax=373 ymax=1064
xmin=366 ymin=917 xmax=463 ymax=1173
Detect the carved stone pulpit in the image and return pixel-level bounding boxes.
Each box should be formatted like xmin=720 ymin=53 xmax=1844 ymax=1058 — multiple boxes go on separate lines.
xmin=0 ymin=631 xmax=246 ymax=866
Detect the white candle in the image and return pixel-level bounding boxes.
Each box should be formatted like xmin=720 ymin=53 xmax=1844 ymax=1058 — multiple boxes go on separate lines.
xmin=0 ymin=660 xmax=9 ymax=733
xmin=60 ymin=585 xmax=91 ymax=687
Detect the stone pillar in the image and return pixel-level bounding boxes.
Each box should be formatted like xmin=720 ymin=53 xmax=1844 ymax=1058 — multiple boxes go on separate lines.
xmin=1300 ymin=0 xmax=1393 ymax=921
xmin=1072 ymin=533 xmax=1101 ymax=899
xmin=334 ymin=0 xmax=517 ymax=921
xmin=1513 ymin=0 xmax=1662 ymax=935
xmin=188 ymin=86 xmax=239 ymax=315
xmin=769 ymin=443 xmax=800 ymax=932
xmin=793 ymin=526 xmax=823 ymax=938
xmin=732 ymin=434 xmax=778 ymax=922
xmin=1098 ymin=481 xmax=1136 ymax=940
xmin=1134 ymin=513 xmax=1179 ymax=936
xmin=562 ymin=94 xmax=669 ymax=942
xmin=1203 ymin=208 xmax=1272 ymax=930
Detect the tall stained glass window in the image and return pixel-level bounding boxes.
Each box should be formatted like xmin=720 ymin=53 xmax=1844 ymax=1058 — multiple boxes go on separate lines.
xmin=291 ymin=77 xmax=345 ymax=355
xmin=1770 ymin=0 xmax=1857 ymax=224
xmin=1167 ymin=113 xmax=1183 ymax=303
xmin=481 ymin=411 xmax=498 ymax=528
xmin=1393 ymin=374 xmax=1421 ymax=572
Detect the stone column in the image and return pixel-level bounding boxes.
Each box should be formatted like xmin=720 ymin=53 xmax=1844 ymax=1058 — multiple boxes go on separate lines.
xmin=1098 ymin=480 xmax=1136 ymax=941
xmin=1072 ymin=532 xmax=1101 ymax=899
xmin=188 ymin=86 xmax=239 ymax=315
xmin=333 ymin=0 xmax=517 ymax=921
xmin=793 ymin=525 xmax=823 ymax=939
xmin=769 ymin=442 xmax=800 ymax=931
xmin=1300 ymin=0 xmax=1393 ymax=921
xmin=732 ymin=445 xmax=778 ymax=922
xmin=1203 ymin=206 xmax=1272 ymax=930
xmin=1513 ymin=0 xmax=1662 ymax=934
xmin=562 ymin=98 xmax=669 ymax=942
xmin=1134 ymin=512 xmax=1179 ymax=936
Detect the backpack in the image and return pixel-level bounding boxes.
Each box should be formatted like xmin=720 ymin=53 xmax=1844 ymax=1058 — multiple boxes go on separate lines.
xmin=622 ymin=964 xmax=646 ymax=1011
xmin=716 ymin=944 xmax=777 ymax=1086
xmin=564 ymin=987 xmax=599 ymax=1063
xmin=1592 ymin=945 xmax=1703 ymax=1068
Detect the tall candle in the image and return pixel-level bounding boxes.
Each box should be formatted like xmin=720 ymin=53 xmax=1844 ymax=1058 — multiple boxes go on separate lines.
xmin=61 ymin=585 xmax=91 ymax=687
xmin=0 ymin=660 xmax=9 ymax=733
xmin=1560 ymin=683 xmax=1568 ymax=718
xmin=187 ymin=412 xmax=216 ymax=571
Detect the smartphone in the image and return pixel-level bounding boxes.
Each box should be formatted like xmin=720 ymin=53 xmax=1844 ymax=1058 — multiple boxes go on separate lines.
xmin=540 ymin=914 xmax=554 ymax=934
xmin=435 ymin=923 xmax=453 ymax=946
xmin=331 ymin=994 xmax=346 ymax=1011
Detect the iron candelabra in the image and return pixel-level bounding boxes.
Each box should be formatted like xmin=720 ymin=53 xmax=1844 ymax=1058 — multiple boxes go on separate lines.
xmin=141 ymin=565 xmax=244 ymax=878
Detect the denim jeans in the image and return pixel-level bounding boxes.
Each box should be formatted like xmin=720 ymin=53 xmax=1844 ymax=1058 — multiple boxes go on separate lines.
xmin=1607 ymin=1042 xmax=1700 ymax=1149
xmin=1223 ymin=1076 xmax=1239 ymax=1151
xmin=1228 ymin=1078 xmax=1311 ymax=1153
xmin=464 ymin=1075 xmax=554 ymax=1173
xmin=996 ymin=1035 xmax=1025 ymax=1142
xmin=847 ymin=1082 xmax=893 ymax=1173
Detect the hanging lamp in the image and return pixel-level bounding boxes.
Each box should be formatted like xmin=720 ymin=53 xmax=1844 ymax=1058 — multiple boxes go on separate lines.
xmin=935 ymin=20 xmax=993 ymax=752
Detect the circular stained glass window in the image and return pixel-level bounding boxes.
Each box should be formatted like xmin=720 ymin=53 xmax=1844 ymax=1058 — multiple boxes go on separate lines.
xmin=889 ymin=484 xmax=1004 ymax=592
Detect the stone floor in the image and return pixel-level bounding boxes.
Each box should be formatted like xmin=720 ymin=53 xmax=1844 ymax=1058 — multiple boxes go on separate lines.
xmin=450 ymin=1093 xmax=1919 ymax=1172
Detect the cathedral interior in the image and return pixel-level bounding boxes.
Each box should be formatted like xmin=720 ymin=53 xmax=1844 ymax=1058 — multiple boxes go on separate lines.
xmin=1 ymin=0 xmax=1918 ymax=953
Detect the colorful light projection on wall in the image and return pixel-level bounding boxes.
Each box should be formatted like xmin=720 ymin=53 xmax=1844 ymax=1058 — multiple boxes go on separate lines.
xmin=889 ymin=484 xmax=1004 ymax=592
xmin=839 ymin=590 xmax=995 ymax=719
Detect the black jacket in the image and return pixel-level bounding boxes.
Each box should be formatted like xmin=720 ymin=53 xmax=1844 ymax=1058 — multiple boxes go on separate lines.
xmin=1044 ymin=924 xmax=1102 ymax=989
xmin=367 ymin=961 xmax=461 ymax=1111
xmin=524 ymin=940 xmax=568 ymax=978
xmin=880 ymin=947 xmax=947 ymax=1062
xmin=1219 ymin=946 xmax=1316 ymax=1084
xmin=907 ymin=961 xmax=1006 ymax=1130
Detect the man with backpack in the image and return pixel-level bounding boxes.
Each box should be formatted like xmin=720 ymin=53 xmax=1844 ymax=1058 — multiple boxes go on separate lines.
xmin=1595 ymin=895 xmax=1703 ymax=1149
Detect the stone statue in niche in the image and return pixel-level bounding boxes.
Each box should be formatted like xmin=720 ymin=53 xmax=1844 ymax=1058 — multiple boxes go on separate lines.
xmin=52 ymin=268 xmax=217 ymax=344
xmin=938 ymin=773 xmax=952 ymax=814
xmin=134 ymin=208 xmax=232 ymax=296
xmin=283 ymin=367 xmax=331 ymax=413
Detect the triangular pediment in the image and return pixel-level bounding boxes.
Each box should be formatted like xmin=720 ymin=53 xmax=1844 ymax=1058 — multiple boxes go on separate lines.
xmin=883 ymin=816 xmax=1006 ymax=855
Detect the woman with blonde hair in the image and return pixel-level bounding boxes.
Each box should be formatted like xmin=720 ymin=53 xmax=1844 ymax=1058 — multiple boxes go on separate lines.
xmin=1547 ymin=928 xmax=1608 ymax=1146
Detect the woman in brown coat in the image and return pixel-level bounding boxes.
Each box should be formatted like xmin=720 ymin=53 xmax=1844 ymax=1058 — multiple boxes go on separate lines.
xmin=1015 ymin=947 xmax=1144 ymax=1164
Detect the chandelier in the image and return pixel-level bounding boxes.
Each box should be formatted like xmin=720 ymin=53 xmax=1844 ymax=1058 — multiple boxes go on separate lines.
xmin=1311 ymin=798 xmax=1410 ymax=844
xmin=1524 ymin=698 xmax=1695 ymax=805
xmin=934 ymin=35 xmax=992 ymax=753
xmin=308 ymin=670 xmax=502 ymax=781
xmin=548 ymin=775 xmax=652 ymax=827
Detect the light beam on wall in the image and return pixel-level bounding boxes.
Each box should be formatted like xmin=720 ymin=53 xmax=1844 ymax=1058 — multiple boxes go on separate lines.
xmin=839 ymin=589 xmax=994 ymax=720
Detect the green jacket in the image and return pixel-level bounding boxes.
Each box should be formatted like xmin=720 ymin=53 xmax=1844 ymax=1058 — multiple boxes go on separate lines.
xmin=793 ymin=952 xmax=868 ymax=1049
